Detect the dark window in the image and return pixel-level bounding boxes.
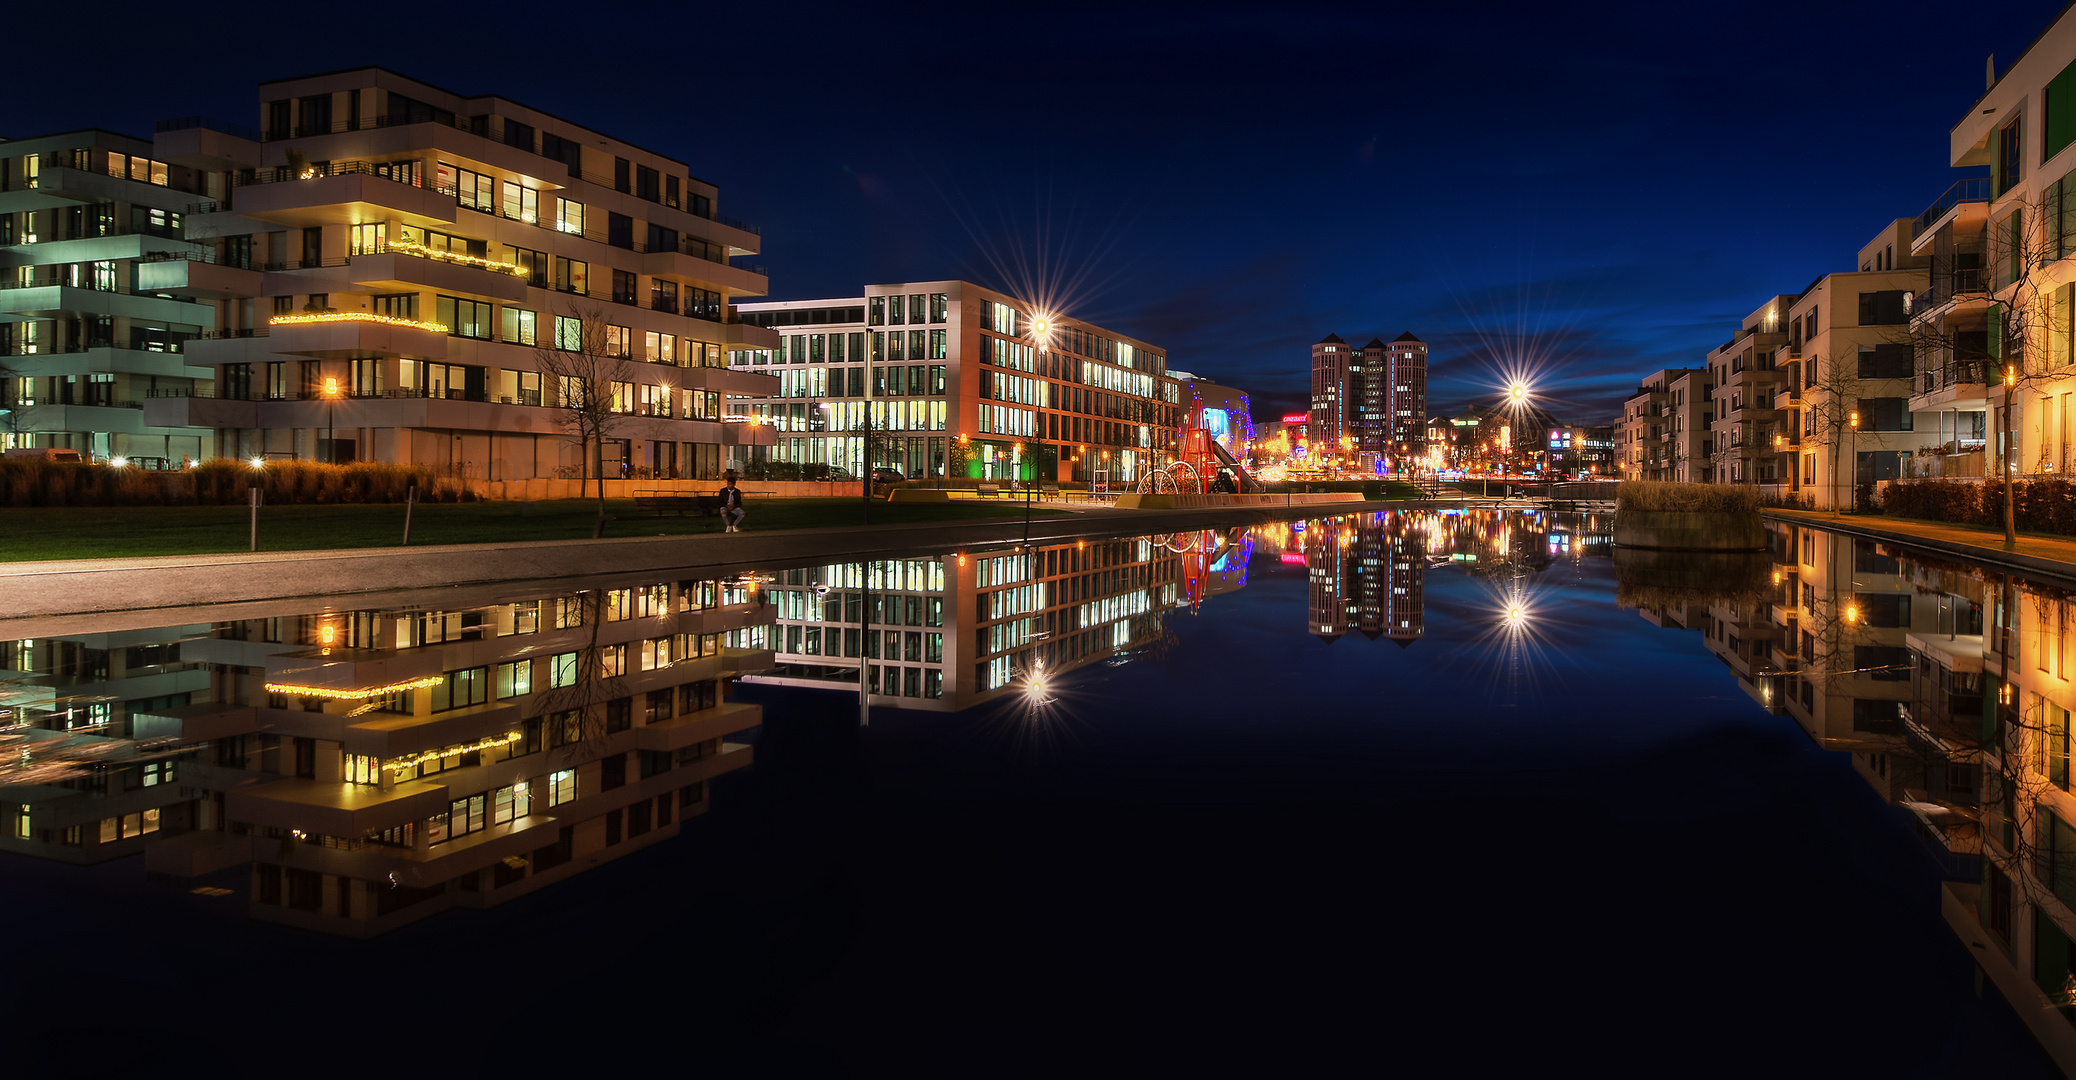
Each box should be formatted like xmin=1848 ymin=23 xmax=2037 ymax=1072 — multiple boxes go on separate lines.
xmin=385 ymin=93 xmax=454 ymax=128
xmin=627 ymin=798 xmax=652 ymax=837
xmin=608 ymin=213 xmax=633 ymax=249
xmin=1855 ymin=397 xmax=1913 ymax=432
xmin=612 ymin=269 xmax=638 ymax=305
xmin=1857 ymin=291 xmax=1908 ymax=326
xmin=1851 ymin=592 xmax=1911 ymax=627
xmin=1853 ymin=645 xmax=1913 ymax=681
xmin=541 ymin=132 xmax=582 ymax=178
xmin=689 ymin=193 xmax=712 ymax=219
xmin=605 ymin=696 xmax=632 ymax=732
xmin=1857 ymin=344 xmax=1913 ymax=379
xmin=646 ymin=224 xmax=678 ymax=253
xmin=297 ymin=94 xmax=332 ymax=138
xmin=600 ymin=753 xmax=627 ymax=791
xmin=614 ymin=158 xmax=631 ymax=193
xmin=636 ymin=165 xmax=659 ymax=202
xmin=604 ymin=808 xmax=623 ymax=845
xmin=265 ymin=100 xmax=290 ymax=140
xmin=504 ymin=118 xmax=535 ymax=152
xmin=1851 ymin=698 xmax=1903 ymax=733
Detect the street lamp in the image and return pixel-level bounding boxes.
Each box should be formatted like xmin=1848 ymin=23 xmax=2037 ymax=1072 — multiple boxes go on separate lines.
xmin=1026 ymin=312 xmax=1057 ymax=532
xmin=322 ymin=375 xmax=341 ymax=464
xmin=1845 ymin=409 xmax=1860 ymax=513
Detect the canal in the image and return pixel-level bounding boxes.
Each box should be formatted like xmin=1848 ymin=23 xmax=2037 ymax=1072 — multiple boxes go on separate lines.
xmin=0 ymin=509 xmax=2060 ymax=1075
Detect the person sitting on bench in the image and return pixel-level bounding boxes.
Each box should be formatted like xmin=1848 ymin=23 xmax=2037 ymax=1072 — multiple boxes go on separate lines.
xmin=719 ymin=471 xmax=746 ymax=533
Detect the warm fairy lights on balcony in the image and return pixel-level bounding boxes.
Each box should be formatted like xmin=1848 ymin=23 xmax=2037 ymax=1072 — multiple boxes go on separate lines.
xmin=270 ymin=312 xmax=451 ymax=333
xmin=262 ymin=675 xmax=444 ymax=700
xmin=383 ymin=731 xmax=524 ymax=773
xmin=383 ymin=239 xmax=528 ymax=276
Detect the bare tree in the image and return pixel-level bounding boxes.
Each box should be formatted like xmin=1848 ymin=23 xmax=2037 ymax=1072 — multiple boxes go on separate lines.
xmin=1907 ymin=187 xmax=2076 ymax=545
xmin=534 ymin=303 xmax=637 ymax=527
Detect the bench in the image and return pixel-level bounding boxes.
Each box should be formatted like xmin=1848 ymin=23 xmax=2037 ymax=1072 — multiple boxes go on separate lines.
xmin=976 ymin=484 xmax=1001 ymax=498
xmin=633 ymin=494 xmax=722 ymax=517
xmin=1040 ymin=485 xmax=1060 ymax=500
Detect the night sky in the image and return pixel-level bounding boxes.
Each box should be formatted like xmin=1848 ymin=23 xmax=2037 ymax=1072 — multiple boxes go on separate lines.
xmin=10 ymin=1 xmax=2068 ymax=422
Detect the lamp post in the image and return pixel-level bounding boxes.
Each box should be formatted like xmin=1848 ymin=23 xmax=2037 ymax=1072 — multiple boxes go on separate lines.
xmin=322 ymin=375 xmax=340 ymax=463
xmin=1026 ymin=312 xmax=1056 ymax=536
xmin=1846 ymin=409 xmax=1860 ymax=513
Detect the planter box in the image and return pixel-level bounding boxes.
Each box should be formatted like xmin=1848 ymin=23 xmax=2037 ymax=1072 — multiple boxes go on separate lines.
xmin=1613 ymin=509 xmax=1765 ymax=552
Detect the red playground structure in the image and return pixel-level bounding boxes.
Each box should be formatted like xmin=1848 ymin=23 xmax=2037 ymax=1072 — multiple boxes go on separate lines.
xmin=1138 ymin=396 xmax=1260 ymax=494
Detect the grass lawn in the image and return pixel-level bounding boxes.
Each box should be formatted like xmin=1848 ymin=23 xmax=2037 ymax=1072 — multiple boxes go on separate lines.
xmin=0 ymin=498 xmax=1067 ymax=562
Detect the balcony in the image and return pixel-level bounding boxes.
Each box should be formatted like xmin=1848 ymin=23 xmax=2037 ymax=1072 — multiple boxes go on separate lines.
xmin=345 ymin=249 xmax=529 ymax=303
xmin=724 ymin=321 xmax=781 ymax=350
xmin=632 ymin=700 xmax=763 ymax=754
xmin=1910 ymin=177 xmax=1992 ymax=245
xmin=226 ymin=776 xmax=452 ymax=838
xmin=1911 ymin=359 xmax=1991 ymax=411
xmin=642 ymin=249 xmax=770 ymax=297
xmin=268 ymin=313 xmax=449 ymax=360
xmin=134 ymin=253 xmax=264 ymax=300
xmin=229 ymin=163 xmax=458 ymax=228
xmin=1904 ymin=450 xmax=1986 ymax=479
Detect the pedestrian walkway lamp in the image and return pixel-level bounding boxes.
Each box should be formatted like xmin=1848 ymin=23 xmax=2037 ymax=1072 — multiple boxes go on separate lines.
xmin=1025 ymin=311 xmax=1057 ymax=537
xmin=1846 ymin=410 xmax=1860 ymax=513
xmin=322 ymin=376 xmax=341 ymax=463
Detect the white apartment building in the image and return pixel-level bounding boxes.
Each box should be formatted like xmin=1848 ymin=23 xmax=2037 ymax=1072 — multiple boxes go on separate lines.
xmin=13 ymin=67 xmax=784 ymax=479
xmin=0 ymin=131 xmax=224 ymax=464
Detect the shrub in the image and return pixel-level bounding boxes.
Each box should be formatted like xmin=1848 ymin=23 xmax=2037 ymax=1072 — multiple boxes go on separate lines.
xmin=0 ymin=458 xmax=474 ymax=507
xmin=1615 ymin=481 xmax=1761 ymax=514
xmin=1882 ymin=477 xmax=2076 ymax=536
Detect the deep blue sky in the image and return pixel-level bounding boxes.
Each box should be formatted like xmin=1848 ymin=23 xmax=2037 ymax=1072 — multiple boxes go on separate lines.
xmin=11 ymin=0 xmax=2067 ymax=422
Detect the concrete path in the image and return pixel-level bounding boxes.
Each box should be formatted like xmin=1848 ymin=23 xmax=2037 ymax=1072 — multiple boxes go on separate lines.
xmin=0 ymin=500 xmax=1383 ymax=618
xmin=1764 ymin=508 xmax=2076 ymax=583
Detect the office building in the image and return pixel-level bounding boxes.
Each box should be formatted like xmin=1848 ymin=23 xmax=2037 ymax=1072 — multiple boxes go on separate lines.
xmin=734 ymin=282 xmax=1178 ymax=485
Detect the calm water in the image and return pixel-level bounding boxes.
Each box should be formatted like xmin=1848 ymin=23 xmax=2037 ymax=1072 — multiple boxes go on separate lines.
xmin=0 ymin=509 xmax=2058 ymax=1076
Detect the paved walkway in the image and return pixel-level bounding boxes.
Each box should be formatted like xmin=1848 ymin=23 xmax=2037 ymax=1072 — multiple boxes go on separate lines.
xmin=0 ymin=500 xmax=1379 ymax=619
xmin=1764 ymin=508 xmax=2076 ymax=582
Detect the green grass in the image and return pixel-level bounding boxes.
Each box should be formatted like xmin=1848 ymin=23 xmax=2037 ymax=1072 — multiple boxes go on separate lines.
xmin=0 ymin=498 xmax=1068 ymax=562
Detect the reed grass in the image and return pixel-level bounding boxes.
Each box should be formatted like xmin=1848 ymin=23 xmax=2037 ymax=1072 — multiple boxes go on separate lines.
xmin=1615 ymin=481 xmax=1762 ymax=514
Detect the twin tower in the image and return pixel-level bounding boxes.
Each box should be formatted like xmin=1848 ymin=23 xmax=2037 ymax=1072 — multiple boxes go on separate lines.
xmin=1309 ymin=332 xmax=1427 ymax=463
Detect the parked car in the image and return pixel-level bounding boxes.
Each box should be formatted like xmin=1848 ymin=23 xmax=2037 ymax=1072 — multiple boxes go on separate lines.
xmin=871 ymin=467 xmax=906 ymax=484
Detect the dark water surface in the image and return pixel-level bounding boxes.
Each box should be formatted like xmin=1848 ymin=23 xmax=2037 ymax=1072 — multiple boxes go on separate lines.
xmin=0 ymin=509 xmax=2057 ymax=1076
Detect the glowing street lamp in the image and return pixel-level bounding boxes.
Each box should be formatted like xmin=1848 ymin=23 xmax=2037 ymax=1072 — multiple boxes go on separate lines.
xmin=1025 ymin=311 xmax=1057 ymax=530
xmin=322 ymin=375 xmax=342 ymax=464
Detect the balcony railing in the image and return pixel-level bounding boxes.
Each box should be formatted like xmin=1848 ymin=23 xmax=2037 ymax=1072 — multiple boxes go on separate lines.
xmin=1918 ymin=360 xmax=1991 ymax=396
xmin=1911 ymin=177 xmax=1992 ymax=239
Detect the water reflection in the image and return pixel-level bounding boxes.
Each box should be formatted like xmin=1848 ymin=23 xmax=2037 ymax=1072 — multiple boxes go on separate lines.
xmin=0 ymin=497 xmax=2050 ymax=1057
xmin=0 ymin=573 xmax=776 ymax=935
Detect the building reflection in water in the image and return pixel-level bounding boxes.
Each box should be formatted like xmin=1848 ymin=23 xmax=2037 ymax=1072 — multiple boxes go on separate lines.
xmin=0 ymin=508 xmax=1611 ymax=939
xmin=750 ymin=529 xmax=1257 ymax=712
xmin=1622 ymin=519 xmax=2076 ymax=1057
xmin=0 ymin=572 xmax=777 ymax=937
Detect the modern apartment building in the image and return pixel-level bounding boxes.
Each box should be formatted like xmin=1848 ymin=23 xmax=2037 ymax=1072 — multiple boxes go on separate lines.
xmin=1775 ymin=223 xmax=1929 ymax=507
xmin=0 ymin=131 xmax=225 ymax=463
xmin=1705 ymin=295 xmax=1796 ymax=487
xmin=2 ymin=569 xmax=775 ymax=936
xmin=16 ymin=67 xmax=788 ymax=479
xmin=1619 ymin=368 xmax=1709 ymax=482
xmin=1309 ymin=332 xmax=1428 ymax=469
xmin=733 ymin=282 xmax=1178 ymax=485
